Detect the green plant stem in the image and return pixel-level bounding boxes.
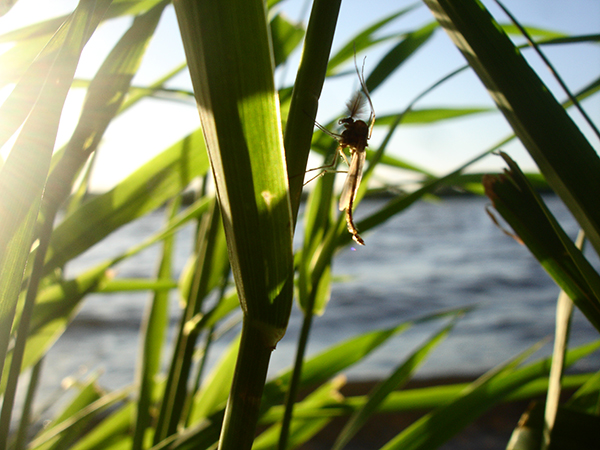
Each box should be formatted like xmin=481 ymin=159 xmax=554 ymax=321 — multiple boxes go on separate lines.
xmin=284 ymin=0 xmax=342 ymax=223
xmin=0 ymin=216 xmax=53 ymax=449
xmin=278 ymin=299 xmax=315 ymax=450
xmin=218 ymin=318 xmax=274 ymax=450
xmin=13 ymin=357 xmax=43 ymax=450
xmin=132 ymin=197 xmax=180 ymax=450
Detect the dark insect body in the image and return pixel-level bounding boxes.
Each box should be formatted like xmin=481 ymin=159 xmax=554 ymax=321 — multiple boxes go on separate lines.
xmin=306 ymin=57 xmax=375 ymax=245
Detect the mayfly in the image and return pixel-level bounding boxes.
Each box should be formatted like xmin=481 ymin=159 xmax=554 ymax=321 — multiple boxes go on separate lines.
xmin=307 ymin=57 xmax=375 ymax=245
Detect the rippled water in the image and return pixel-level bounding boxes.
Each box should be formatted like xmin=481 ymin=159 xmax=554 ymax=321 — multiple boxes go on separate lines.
xmin=40 ymin=195 xmax=600 ymax=399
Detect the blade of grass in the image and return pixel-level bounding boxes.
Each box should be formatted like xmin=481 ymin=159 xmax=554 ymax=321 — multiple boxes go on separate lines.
xmin=0 ymin=2 xmax=113 ymax=443
xmin=422 ymin=0 xmax=600 ymax=257
xmin=3 ymin=196 xmax=210 ymax=394
xmin=253 ymin=377 xmax=346 ymax=450
xmin=43 ymin=127 xmax=210 ymax=272
xmin=43 ymin=0 xmax=169 ymax=216
xmin=382 ymin=340 xmax=600 ymax=450
xmin=380 ymin=341 xmax=545 ymax=450
xmin=0 ymin=265 xmax=112 ymax=395
xmin=366 ymin=21 xmax=438 ymax=93
xmin=259 ymin=373 xmax=594 ymax=424
xmin=173 ymin=1 xmax=294 ymax=448
xmin=494 ymin=0 xmax=600 ymax=141
xmin=284 ymin=0 xmax=342 ymax=222
xmin=154 ymin=199 xmax=225 ymax=442
xmin=27 ymin=374 xmax=104 ymax=450
xmin=543 ymin=229 xmax=584 ymax=450
xmin=28 ymin=388 xmax=133 ymax=450
xmin=326 ymin=3 xmax=421 ymax=73
xmin=483 ymin=153 xmax=600 ymax=331
xmin=132 ymin=197 xmax=181 ymax=450
xmin=331 ymin=317 xmax=459 ymax=450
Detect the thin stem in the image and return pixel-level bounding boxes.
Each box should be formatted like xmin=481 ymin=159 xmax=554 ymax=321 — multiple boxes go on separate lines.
xmin=13 ymin=358 xmax=44 ymax=450
xmin=0 ymin=214 xmax=53 ymax=449
xmin=218 ymin=318 xmax=273 ymax=450
xmin=278 ymin=287 xmax=318 ymax=450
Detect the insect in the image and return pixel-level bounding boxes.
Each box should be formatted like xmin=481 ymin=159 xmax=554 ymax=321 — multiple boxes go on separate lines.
xmin=306 ymin=56 xmax=375 ymax=246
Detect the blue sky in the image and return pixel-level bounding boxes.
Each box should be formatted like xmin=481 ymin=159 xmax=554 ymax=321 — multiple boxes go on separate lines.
xmin=0 ymin=0 xmax=599 ymax=191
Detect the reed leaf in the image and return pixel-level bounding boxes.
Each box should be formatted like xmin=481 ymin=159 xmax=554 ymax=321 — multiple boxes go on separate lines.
xmin=423 ymin=0 xmax=600 ymax=257
xmin=173 ymin=0 xmax=294 ymax=447
xmin=483 ymin=153 xmax=600 ymax=332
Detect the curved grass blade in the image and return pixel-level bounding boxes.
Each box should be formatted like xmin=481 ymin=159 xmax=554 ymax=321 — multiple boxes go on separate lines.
xmin=379 ymin=340 xmax=600 ymax=450
xmin=259 ymin=373 xmax=594 ymax=425
xmin=366 ymin=21 xmax=438 ymax=93
xmin=43 ymin=128 xmax=209 ymax=272
xmin=253 ymin=377 xmax=345 ymax=450
xmin=422 ymin=0 xmax=600 ymax=257
xmin=0 ymin=2 xmax=113 ymax=440
xmin=43 ymin=0 xmax=170 ymax=215
xmin=326 ymin=3 xmax=421 ymax=73
xmin=483 ymin=153 xmax=600 ymax=332
xmin=270 ymin=13 xmax=304 ymax=68
xmin=331 ymin=317 xmax=459 ymax=450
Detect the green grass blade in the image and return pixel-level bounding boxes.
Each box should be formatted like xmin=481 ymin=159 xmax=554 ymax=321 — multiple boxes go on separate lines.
xmin=0 ymin=265 xmax=111 ymax=395
xmin=3 ymin=196 xmax=208 ymax=393
xmin=375 ymin=107 xmax=492 ymax=126
xmin=366 ymin=21 xmax=438 ymax=93
xmin=253 ymin=378 xmax=345 ymax=450
xmin=0 ymin=3 xmax=113 ymax=441
xmin=44 ymin=128 xmax=209 ymax=272
xmin=0 ymin=3 xmax=110 ymax=147
xmin=187 ymin=335 xmax=241 ymax=425
xmin=422 ymin=0 xmax=600 ymax=256
xmin=270 ymin=13 xmax=304 ymax=68
xmin=326 ymin=3 xmax=421 ymax=73
xmin=29 ymin=374 xmax=103 ymax=450
xmin=28 ymin=387 xmax=131 ymax=450
xmin=380 ymin=342 xmax=541 ymax=450
xmin=174 ymin=0 xmax=293 ymax=339
xmin=259 ymin=374 xmax=594 ymax=424
xmin=0 ymin=211 xmax=38 ymax=380
xmin=483 ymin=153 xmax=600 ymax=332
xmin=44 ymin=0 xmax=169 ymax=213
xmin=173 ymin=0 xmax=294 ymax=447
xmin=132 ymin=198 xmax=180 ymax=450
xmin=154 ymin=200 xmax=226 ymax=442
xmin=54 ymin=402 xmax=134 ymax=450
xmin=331 ymin=318 xmax=459 ymax=450
xmin=566 ymin=370 xmax=600 ymax=414
xmin=284 ymin=0 xmax=342 ymax=221
xmin=268 ymin=309 xmax=467 ymax=397
xmin=380 ymin=340 xmax=600 ymax=450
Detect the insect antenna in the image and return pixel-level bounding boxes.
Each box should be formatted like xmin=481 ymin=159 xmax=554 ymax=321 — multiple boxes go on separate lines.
xmin=313 ymin=119 xmax=342 ymax=140
xmin=354 ymin=55 xmax=376 ymax=138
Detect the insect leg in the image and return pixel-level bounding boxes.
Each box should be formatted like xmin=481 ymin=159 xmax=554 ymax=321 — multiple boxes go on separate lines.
xmin=303 ymin=146 xmax=350 ymax=186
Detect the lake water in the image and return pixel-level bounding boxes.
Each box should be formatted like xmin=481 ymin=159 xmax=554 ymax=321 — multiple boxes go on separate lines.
xmin=39 ymin=195 xmax=600 ymax=401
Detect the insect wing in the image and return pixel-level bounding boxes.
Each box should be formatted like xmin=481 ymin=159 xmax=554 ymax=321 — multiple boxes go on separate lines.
xmin=339 ymin=150 xmax=366 ymax=211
